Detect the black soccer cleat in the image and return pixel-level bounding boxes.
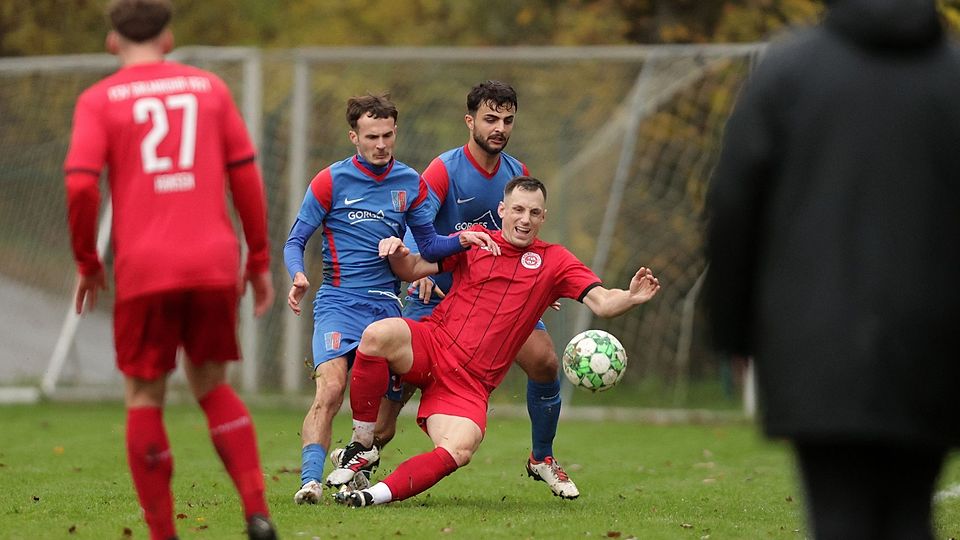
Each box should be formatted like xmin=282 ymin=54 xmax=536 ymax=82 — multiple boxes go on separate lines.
xmin=333 ymin=489 xmax=375 ymax=508
xmin=247 ymin=514 xmax=278 ymax=540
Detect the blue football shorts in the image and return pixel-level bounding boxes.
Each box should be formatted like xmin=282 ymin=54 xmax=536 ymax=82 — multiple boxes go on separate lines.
xmin=311 ymin=286 xmax=404 ymax=400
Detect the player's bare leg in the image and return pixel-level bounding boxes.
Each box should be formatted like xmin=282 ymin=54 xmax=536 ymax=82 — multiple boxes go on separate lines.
xmin=296 ymin=356 xmax=348 ymax=503
xmin=516 ymin=329 xmax=579 ymax=499
xmin=184 ymin=360 xmax=274 ymax=538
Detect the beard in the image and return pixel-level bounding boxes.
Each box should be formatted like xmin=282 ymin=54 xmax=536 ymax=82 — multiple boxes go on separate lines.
xmin=473 ymin=131 xmax=508 ymax=156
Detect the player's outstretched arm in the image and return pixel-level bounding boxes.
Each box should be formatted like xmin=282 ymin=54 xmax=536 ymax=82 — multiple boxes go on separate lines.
xmin=582 ymin=267 xmax=661 ymax=318
xmin=379 ymin=236 xmax=439 ymax=282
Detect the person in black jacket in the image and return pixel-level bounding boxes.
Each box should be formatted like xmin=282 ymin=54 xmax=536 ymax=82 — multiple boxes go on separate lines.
xmin=705 ymin=1 xmax=960 ymax=538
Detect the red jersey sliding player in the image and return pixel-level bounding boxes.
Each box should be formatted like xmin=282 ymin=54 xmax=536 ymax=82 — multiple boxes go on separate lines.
xmin=64 ymin=1 xmax=275 ymax=538
xmin=333 ymin=176 xmax=661 ymax=507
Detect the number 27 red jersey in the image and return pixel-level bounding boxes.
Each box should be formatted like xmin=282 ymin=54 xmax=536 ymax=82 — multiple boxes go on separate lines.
xmin=64 ymin=61 xmax=257 ymax=300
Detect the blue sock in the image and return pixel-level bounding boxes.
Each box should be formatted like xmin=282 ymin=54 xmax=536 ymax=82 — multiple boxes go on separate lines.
xmin=301 ymin=443 xmax=327 ymax=486
xmin=527 ymin=377 xmax=561 ymax=461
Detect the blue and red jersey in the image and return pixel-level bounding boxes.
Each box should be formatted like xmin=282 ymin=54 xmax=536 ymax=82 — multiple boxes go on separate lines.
xmin=409 ymin=144 xmax=529 ymax=296
xmin=284 ymin=155 xmax=434 ymax=294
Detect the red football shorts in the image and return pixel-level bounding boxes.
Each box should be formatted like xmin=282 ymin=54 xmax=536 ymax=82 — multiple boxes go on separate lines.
xmin=402 ymin=318 xmax=490 ymax=434
xmin=114 ymin=286 xmax=240 ymax=380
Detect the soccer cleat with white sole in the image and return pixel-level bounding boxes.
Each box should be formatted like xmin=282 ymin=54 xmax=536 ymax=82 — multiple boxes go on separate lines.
xmin=333 ymin=488 xmax=375 ymax=508
xmin=325 ymin=442 xmax=380 ymax=487
xmin=329 ymin=446 xmax=380 ymax=477
xmin=293 ymin=479 xmax=323 ymax=504
xmin=526 ymin=455 xmax=580 ymax=499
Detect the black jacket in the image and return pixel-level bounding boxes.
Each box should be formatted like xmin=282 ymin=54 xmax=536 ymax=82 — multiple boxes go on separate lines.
xmin=705 ymin=0 xmax=960 ymax=445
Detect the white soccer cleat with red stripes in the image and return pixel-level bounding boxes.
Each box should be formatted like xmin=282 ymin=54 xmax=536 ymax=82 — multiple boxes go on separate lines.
xmin=526 ymin=455 xmax=580 ymax=499
xmin=325 ymin=442 xmax=380 ymax=487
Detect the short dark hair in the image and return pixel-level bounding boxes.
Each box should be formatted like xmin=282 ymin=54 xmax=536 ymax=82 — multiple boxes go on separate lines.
xmin=346 ymin=93 xmax=398 ymax=129
xmin=504 ymin=176 xmax=546 ymax=201
xmin=467 ymin=80 xmax=518 ymax=115
xmin=107 ymin=0 xmax=172 ymax=42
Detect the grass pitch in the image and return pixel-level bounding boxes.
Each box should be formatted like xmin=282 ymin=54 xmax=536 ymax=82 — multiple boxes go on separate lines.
xmin=1 ymin=402 xmax=959 ymax=539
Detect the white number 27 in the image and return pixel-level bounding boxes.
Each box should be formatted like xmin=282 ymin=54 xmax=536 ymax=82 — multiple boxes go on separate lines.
xmin=133 ymin=93 xmax=198 ymax=173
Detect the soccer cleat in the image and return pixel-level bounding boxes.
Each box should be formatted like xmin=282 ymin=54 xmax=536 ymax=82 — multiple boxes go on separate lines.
xmin=526 ymin=455 xmax=580 ymax=500
xmin=348 ymin=468 xmax=372 ymax=491
xmin=293 ymin=479 xmax=323 ymax=505
xmin=329 ymin=446 xmax=380 ymax=477
xmin=333 ymin=488 xmax=375 ymax=508
xmin=246 ymin=514 xmax=277 ymax=540
xmin=325 ymin=442 xmax=380 ymax=487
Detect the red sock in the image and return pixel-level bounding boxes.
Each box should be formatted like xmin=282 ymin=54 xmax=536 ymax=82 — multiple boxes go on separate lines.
xmin=199 ymin=384 xmax=268 ymax=519
xmin=351 ymin=350 xmax=389 ymax=423
xmin=126 ymin=407 xmax=175 ymax=540
xmin=382 ymin=447 xmax=459 ymax=501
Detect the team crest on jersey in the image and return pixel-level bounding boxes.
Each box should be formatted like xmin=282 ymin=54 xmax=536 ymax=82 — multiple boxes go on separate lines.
xmin=324 ymin=331 xmax=342 ymax=351
xmin=521 ymin=252 xmax=542 ymax=270
xmin=391 ymin=190 xmax=408 ymax=212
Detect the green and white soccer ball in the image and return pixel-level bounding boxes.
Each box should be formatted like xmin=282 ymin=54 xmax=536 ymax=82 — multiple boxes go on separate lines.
xmin=562 ymin=329 xmax=628 ymax=392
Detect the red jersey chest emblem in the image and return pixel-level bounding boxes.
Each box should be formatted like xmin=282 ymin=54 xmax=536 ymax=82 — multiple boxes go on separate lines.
xmin=521 ymin=252 xmax=542 ymax=270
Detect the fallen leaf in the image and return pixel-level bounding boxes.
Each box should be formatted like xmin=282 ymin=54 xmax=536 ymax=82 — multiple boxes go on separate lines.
xmin=53 ymin=446 xmax=65 ymax=455
xmin=122 ymin=527 xmax=133 ymax=537
xmin=176 ymin=513 xmax=188 ymax=520
xmin=606 ymin=532 xmax=622 ymax=538
xmin=68 ymin=525 xmax=76 ymax=534
xmin=785 ymin=496 xmax=793 ymax=502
